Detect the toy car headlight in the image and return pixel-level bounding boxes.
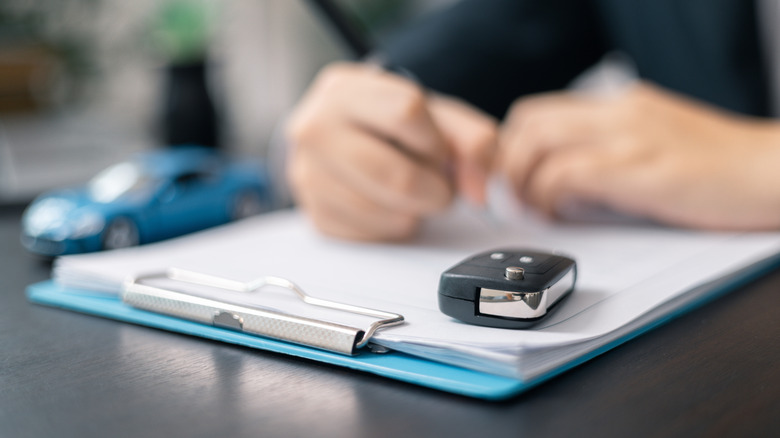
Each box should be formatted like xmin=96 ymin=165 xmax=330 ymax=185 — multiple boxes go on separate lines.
xmin=69 ymin=212 xmax=106 ymax=239
xmin=23 ymin=197 xmax=73 ymax=236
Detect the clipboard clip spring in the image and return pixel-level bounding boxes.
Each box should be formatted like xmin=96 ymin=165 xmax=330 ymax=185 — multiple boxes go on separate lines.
xmin=121 ymin=268 xmax=404 ymax=356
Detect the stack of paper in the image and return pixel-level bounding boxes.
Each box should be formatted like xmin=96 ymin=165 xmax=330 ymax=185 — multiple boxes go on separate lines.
xmin=52 ymin=202 xmax=780 ymax=381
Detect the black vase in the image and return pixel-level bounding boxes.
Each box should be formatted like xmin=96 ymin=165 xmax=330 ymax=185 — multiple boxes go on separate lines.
xmin=161 ymin=61 xmax=220 ymax=149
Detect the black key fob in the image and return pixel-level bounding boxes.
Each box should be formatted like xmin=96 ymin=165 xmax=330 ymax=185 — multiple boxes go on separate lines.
xmin=438 ymin=249 xmax=577 ymax=329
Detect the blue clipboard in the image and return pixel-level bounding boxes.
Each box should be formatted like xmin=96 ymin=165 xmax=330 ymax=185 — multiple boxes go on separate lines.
xmin=27 ymin=280 xmax=527 ymax=400
xmin=25 ymin=253 xmax=779 ymax=400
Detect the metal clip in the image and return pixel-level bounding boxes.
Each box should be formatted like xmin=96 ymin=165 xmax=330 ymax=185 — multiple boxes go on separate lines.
xmin=121 ymin=268 xmax=404 ymax=355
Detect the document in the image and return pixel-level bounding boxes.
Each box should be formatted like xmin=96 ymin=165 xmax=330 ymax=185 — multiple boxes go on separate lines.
xmin=52 ymin=199 xmax=780 ymax=381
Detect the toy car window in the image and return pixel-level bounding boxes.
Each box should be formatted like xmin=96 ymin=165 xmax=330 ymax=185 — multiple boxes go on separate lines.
xmin=174 ymin=169 xmax=218 ymax=186
xmin=176 ymin=166 xmax=219 ymax=184
xmin=174 ymin=172 xmax=202 ymax=185
xmin=88 ymin=162 xmax=154 ymax=203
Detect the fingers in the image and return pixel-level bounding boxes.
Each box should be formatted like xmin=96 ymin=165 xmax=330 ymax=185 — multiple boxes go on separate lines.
xmin=294 ymin=126 xmax=453 ymax=215
xmin=285 ymin=62 xmax=456 ymax=241
xmin=497 ymin=83 xmax=757 ymax=228
xmin=290 ymin=63 xmax=451 ymax=167
xmin=428 ymin=94 xmax=498 ymax=206
xmin=522 ymin=146 xmax=642 ymax=218
xmin=290 ymin=152 xmax=420 ymax=241
xmin=497 ymin=93 xmax=620 ymax=203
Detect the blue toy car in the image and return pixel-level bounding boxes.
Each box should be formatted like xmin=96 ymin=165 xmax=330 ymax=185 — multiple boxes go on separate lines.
xmin=21 ymin=146 xmax=273 ymax=256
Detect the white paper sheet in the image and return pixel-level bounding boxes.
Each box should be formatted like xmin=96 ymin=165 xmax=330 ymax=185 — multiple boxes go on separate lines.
xmin=53 ymin=201 xmax=780 ymax=380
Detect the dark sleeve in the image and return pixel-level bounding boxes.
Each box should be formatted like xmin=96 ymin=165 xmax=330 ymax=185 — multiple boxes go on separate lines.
xmin=380 ymin=0 xmax=608 ymax=119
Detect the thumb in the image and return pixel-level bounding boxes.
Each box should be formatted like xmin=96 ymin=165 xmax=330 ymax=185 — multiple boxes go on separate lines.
xmin=427 ymin=94 xmax=498 ymax=206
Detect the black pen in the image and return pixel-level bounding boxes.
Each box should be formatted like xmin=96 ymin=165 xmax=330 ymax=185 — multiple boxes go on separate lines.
xmin=305 ymin=0 xmax=373 ymax=59
xmin=304 ymin=0 xmax=415 ymax=76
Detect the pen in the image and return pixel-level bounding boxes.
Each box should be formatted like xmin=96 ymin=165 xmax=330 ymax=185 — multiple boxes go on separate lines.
xmin=305 ymin=0 xmax=372 ymax=59
xmin=304 ymin=0 xmax=415 ymax=77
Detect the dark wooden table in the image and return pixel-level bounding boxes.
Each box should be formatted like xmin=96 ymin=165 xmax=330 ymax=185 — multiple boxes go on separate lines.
xmin=1 ymin=205 xmax=778 ymax=438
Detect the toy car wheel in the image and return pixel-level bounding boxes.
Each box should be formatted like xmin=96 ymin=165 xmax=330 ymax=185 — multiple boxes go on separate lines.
xmin=232 ymin=191 xmax=265 ymax=220
xmin=102 ymin=217 xmax=139 ymax=250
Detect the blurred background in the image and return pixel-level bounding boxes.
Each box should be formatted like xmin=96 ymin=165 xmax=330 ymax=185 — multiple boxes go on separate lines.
xmin=0 ymin=0 xmax=455 ymax=205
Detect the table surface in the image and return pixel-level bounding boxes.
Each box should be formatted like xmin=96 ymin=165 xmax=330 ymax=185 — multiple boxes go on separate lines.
xmin=1 ymin=205 xmax=778 ymax=438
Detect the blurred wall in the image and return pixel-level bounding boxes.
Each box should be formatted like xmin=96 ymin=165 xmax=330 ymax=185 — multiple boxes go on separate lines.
xmin=0 ymin=0 xmax=452 ymax=201
xmin=212 ymin=0 xmax=345 ymax=156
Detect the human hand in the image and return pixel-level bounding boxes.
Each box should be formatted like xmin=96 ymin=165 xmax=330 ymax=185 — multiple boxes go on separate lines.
xmin=497 ymin=81 xmax=780 ymax=230
xmin=286 ymin=62 xmax=497 ymax=240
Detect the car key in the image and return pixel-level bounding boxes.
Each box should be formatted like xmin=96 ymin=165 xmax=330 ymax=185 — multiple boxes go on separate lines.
xmin=438 ymin=248 xmax=577 ymax=328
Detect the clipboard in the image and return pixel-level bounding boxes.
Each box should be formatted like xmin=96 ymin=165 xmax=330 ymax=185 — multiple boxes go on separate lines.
xmin=26 ymin=252 xmax=780 ymax=400
xmin=26 ymin=278 xmax=527 ymax=400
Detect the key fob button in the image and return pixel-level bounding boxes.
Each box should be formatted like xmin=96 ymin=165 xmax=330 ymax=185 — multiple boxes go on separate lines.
xmin=469 ymin=250 xmax=559 ymax=274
